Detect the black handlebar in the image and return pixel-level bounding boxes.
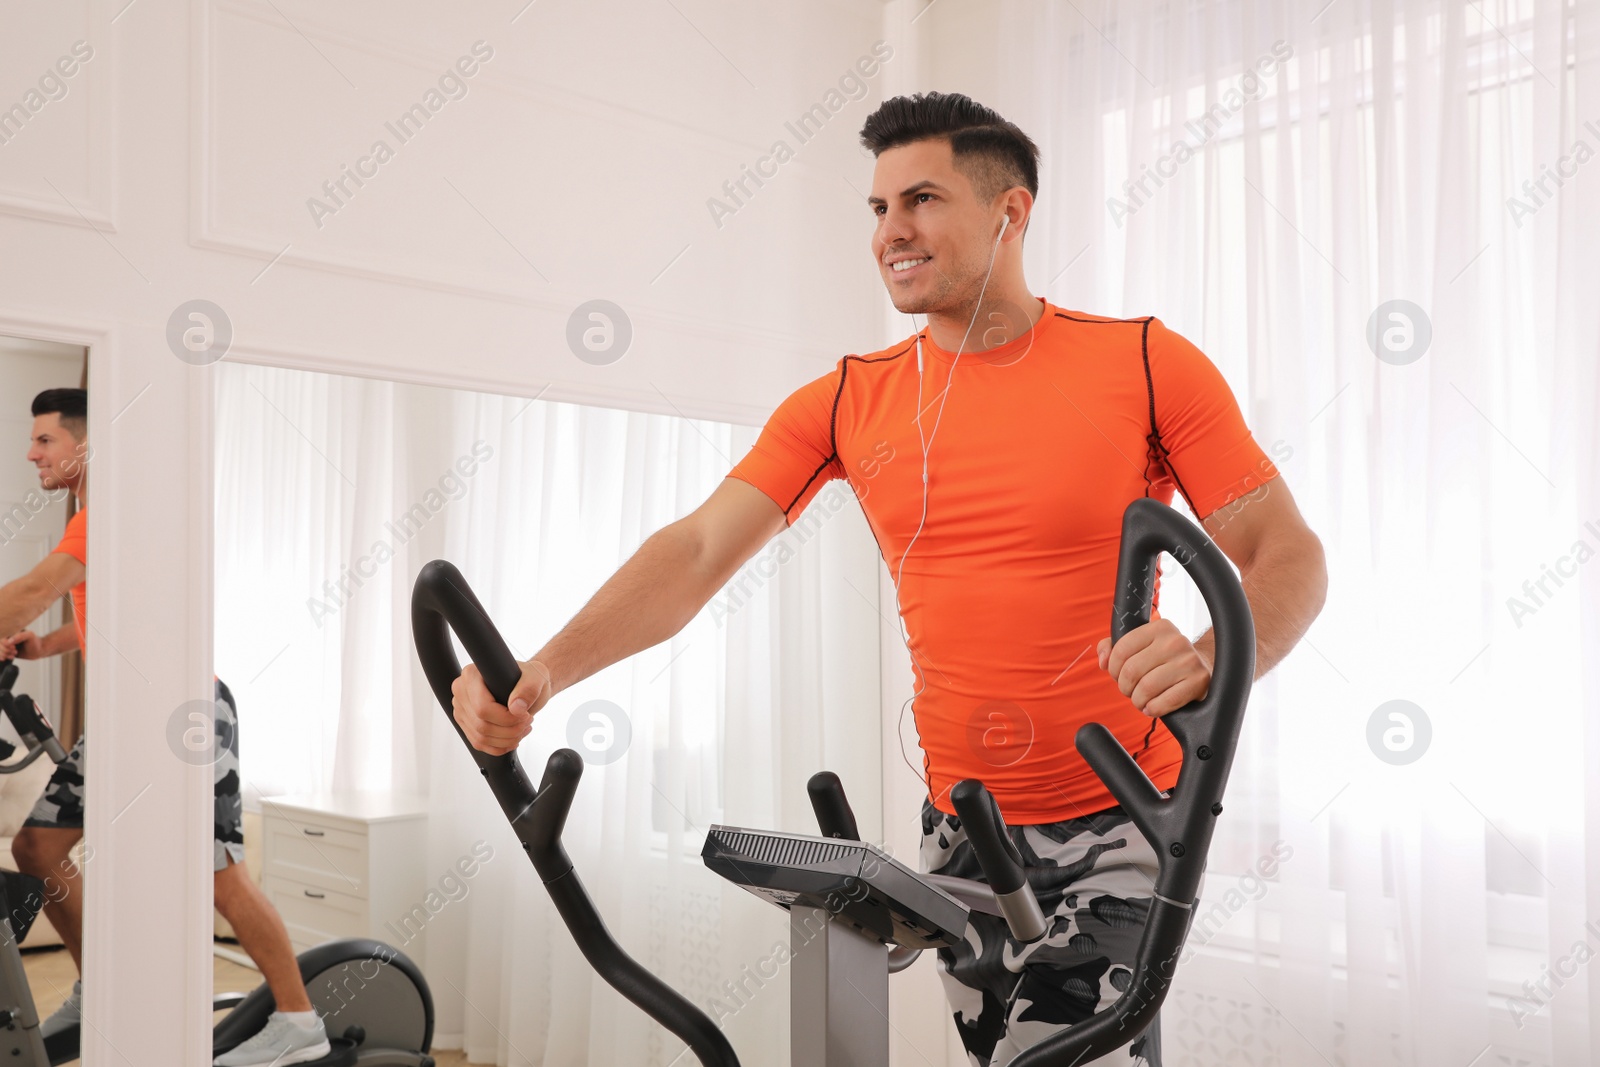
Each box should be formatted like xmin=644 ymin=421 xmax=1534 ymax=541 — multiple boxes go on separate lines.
xmin=410 ymin=562 xmax=551 ymax=857
xmin=950 ymin=779 xmax=1049 ymax=943
xmin=1011 ymin=497 xmax=1256 ymax=1067
xmin=949 ymin=781 xmax=1026 ymax=896
xmin=410 ymin=561 xmax=740 ymax=1067
xmin=806 ymin=771 xmax=861 ymax=841
xmin=0 ymin=658 xmax=67 ymax=768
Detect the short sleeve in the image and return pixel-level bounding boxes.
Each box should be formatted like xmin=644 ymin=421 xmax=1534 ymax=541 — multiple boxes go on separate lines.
xmin=1145 ymin=318 xmax=1279 ymax=520
xmin=727 ymin=361 xmax=846 ymax=526
xmin=52 ymin=508 xmax=87 ymax=565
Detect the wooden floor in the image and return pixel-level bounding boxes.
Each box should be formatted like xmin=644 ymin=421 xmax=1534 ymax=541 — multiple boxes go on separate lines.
xmin=21 ymin=944 xmax=479 ymax=1066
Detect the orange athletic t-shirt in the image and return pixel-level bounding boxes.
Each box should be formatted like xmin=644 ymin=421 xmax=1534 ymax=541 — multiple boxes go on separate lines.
xmin=52 ymin=508 xmax=88 ymax=655
xmin=726 ymin=299 xmax=1279 ymax=824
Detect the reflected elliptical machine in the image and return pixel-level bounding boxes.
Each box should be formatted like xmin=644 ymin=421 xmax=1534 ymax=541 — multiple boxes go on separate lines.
xmin=0 ymin=658 xmax=437 ymax=1067
xmin=411 ymin=496 xmax=1255 ymax=1066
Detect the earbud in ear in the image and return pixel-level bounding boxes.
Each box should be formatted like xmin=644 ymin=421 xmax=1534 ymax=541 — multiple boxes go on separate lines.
xmin=998 ymin=216 xmax=1010 ymax=238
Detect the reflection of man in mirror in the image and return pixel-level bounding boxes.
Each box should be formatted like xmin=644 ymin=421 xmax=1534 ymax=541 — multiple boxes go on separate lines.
xmin=0 ymin=389 xmax=331 ymax=1065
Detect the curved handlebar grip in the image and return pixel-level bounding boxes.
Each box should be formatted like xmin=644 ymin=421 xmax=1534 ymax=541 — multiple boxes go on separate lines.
xmin=1 ymin=659 xmax=66 ymax=763
xmin=5 ymin=694 xmax=66 ymax=763
xmin=1093 ymin=497 xmax=1254 ymax=903
xmin=806 ymin=771 xmax=861 ymax=840
xmin=950 ymin=780 xmax=1047 ymax=943
xmin=0 ymin=664 xmax=67 ymax=767
xmin=411 ymin=560 xmax=553 ymax=865
xmin=3 ymin=691 xmax=53 ymax=743
xmin=410 ymin=561 xmax=741 ymax=1067
xmin=411 ymin=560 xmax=523 ymax=709
xmin=1011 ymin=498 xmax=1256 ymax=1066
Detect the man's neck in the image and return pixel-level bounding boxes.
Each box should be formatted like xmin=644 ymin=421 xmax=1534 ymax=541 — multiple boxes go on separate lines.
xmin=924 ymin=283 xmax=1043 ymax=353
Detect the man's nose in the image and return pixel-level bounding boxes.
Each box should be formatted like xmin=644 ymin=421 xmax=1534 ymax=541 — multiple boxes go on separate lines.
xmin=879 ymin=217 xmax=915 ymax=247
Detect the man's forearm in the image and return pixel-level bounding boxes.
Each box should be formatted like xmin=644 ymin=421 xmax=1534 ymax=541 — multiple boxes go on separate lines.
xmin=1193 ymin=533 xmax=1327 ymax=680
xmin=0 ymin=577 xmax=55 ymax=639
xmin=530 ymin=522 xmax=721 ymax=697
xmin=38 ymin=624 xmax=79 ymax=658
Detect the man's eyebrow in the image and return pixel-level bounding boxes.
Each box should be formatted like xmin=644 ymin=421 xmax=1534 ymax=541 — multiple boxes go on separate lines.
xmin=866 ymin=180 xmax=949 ymax=207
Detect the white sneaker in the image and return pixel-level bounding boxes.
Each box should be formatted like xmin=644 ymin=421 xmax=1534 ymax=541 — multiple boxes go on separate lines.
xmin=39 ymin=979 xmax=80 ymax=1038
xmin=212 ymin=1011 xmax=332 ymax=1066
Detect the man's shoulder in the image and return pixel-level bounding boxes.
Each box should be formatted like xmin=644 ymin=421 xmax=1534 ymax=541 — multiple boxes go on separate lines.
xmin=1048 ymin=310 xmax=1219 ymax=369
xmin=1050 ymin=306 xmax=1154 ymax=327
xmin=844 ymin=333 xmax=919 ymax=366
xmin=52 ymin=507 xmax=87 ymax=561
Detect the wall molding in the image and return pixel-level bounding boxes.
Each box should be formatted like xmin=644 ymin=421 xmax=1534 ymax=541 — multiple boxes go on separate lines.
xmin=218 ymin=338 xmax=773 ymax=427
xmin=190 ymin=0 xmax=878 ymax=360
xmin=0 ymin=1 xmax=118 ymax=231
xmin=0 ymin=189 xmax=116 ymax=232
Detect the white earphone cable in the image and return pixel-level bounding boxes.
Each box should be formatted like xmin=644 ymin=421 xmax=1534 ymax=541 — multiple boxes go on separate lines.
xmin=891 ymin=218 xmax=1009 ymax=787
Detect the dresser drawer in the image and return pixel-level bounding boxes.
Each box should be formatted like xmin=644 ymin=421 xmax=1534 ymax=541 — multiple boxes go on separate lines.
xmin=264 ymin=875 xmax=369 ymax=951
xmin=263 ymin=816 xmax=369 ymax=896
xmin=255 ymin=792 xmax=429 ymax=956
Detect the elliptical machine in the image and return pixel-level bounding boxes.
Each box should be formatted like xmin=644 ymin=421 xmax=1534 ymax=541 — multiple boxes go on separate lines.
xmin=411 ymin=497 xmax=1255 ymax=1065
xmin=0 ymin=658 xmax=438 ymax=1066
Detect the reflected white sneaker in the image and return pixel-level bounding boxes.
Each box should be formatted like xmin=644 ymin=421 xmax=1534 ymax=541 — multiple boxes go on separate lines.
xmin=212 ymin=1011 xmax=331 ymax=1066
xmin=39 ymin=979 xmax=80 ymax=1038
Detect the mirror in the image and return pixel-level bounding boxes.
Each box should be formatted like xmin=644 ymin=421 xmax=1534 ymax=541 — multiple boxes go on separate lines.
xmin=206 ymin=359 xmax=879 ymax=1063
xmin=0 ymin=334 xmax=90 ymax=1056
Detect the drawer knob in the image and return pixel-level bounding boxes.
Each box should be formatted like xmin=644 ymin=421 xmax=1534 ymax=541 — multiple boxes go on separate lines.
xmin=303 ymin=829 xmax=325 ymax=837
xmin=304 ymin=890 xmax=325 ymax=899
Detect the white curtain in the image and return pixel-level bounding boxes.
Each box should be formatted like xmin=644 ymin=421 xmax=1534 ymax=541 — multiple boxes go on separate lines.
xmin=214 ymin=363 xmax=885 ymax=1065
xmin=215 ymin=366 xmax=417 ymax=804
xmin=996 ymin=1 xmax=1600 ymax=1064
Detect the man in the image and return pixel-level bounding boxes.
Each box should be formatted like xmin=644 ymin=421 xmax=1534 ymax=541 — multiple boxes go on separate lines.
xmin=0 ymin=389 xmax=331 ymax=1066
xmin=452 ymin=92 xmax=1327 ymax=1065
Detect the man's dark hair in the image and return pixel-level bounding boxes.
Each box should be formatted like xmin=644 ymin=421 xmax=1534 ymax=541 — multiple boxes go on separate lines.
xmin=33 ymin=388 xmax=87 ymax=440
xmin=859 ymin=91 xmax=1040 ymax=206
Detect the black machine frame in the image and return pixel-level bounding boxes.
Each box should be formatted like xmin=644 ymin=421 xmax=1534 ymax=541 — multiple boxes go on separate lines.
xmin=411 ymin=497 xmax=1255 ymax=1065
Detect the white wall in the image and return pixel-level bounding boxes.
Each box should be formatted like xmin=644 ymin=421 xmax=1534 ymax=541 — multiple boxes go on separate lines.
xmin=0 ymin=0 xmax=968 ymax=1061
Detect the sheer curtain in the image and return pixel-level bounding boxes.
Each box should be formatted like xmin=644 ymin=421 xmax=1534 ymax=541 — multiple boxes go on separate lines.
xmin=995 ymin=0 xmax=1599 ymax=1064
xmin=215 ymin=363 xmax=885 ymax=1065
xmin=214 ymin=365 xmax=417 ymax=804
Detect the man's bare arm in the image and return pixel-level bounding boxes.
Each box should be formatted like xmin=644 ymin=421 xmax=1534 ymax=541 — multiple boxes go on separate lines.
xmin=451 ymin=477 xmax=788 ymax=754
xmin=533 ymin=477 xmax=788 ymax=693
xmin=0 ymin=553 xmax=83 ymax=640
xmin=1192 ymin=476 xmax=1327 ymax=679
xmin=0 ymin=624 xmax=79 ymax=661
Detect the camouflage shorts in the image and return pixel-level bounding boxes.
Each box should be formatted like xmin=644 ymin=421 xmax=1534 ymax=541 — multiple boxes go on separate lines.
xmin=921 ymin=798 xmax=1164 ymax=1067
xmin=24 ymin=677 xmax=245 ymax=873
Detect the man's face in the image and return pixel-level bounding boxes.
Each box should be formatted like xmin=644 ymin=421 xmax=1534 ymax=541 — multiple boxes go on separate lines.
xmin=869 ymin=138 xmax=999 ymax=316
xmin=28 ymin=413 xmax=87 ymax=494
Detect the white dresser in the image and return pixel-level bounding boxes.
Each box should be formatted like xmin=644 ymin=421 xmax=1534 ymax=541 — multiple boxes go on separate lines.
xmin=259 ymin=792 xmax=430 ymax=961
